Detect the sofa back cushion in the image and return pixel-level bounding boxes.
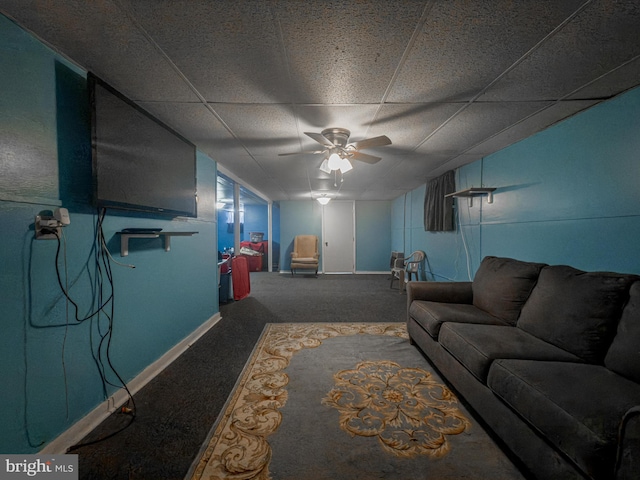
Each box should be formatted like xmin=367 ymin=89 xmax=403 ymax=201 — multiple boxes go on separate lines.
xmin=518 ymin=265 xmax=637 ymax=363
xmin=472 ymin=256 xmax=546 ymax=325
xmin=605 ymin=281 xmax=640 ymax=383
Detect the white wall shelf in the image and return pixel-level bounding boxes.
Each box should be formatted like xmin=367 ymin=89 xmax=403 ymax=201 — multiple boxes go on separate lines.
xmin=117 ymin=231 xmax=198 ymax=256
xmin=445 ymin=187 xmax=496 ymax=207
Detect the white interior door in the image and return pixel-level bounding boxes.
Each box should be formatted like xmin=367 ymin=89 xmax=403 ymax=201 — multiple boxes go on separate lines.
xmin=322 ymin=201 xmax=355 ymax=273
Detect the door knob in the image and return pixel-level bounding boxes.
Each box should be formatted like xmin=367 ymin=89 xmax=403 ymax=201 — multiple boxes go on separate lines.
xmin=325 ymin=242 xmax=328 ymax=246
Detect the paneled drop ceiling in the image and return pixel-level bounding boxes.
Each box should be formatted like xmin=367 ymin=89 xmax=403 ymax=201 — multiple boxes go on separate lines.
xmin=2 ymin=0 xmax=639 ymax=201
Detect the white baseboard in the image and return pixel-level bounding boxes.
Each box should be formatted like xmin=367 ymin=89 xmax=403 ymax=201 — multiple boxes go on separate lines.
xmin=40 ymin=312 xmax=222 ymax=454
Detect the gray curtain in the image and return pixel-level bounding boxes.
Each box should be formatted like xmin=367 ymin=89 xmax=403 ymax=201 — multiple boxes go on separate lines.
xmin=424 ymin=170 xmax=455 ymax=231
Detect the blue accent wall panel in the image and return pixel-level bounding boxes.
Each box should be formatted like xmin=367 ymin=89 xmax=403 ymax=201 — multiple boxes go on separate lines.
xmin=394 ymin=85 xmax=640 ymax=279
xmin=0 ymin=16 xmax=218 ymax=453
xmin=271 ymin=202 xmax=281 ymax=269
xmin=279 ymin=201 xmax=322 ymax=271
xmin=390 ymin=194 xmax=407 ymax=252
xmin=355 ymin=201 xmax=391 ymax=272
xmin=279 ymin=200 xmax=391 ymax=273
xmin=481 ymin=216 xmax=640 ymax=274
xmin=217 ymin=209 xmax=235 ymax=252
xmin=243 ymin=204 xmax=268 ymax=241
xmin=0 ymin=15 xmax=62 ymax=203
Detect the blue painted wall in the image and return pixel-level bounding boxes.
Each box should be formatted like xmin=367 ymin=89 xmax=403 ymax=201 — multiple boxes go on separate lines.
xmin=390 ymin=188 xmax=432 ymax=281
xmin=243 ymin=204 xmax=268 ymax=242
xmin=272 ymin=202 xmax=281 ymax=270
xmin=280 ymin=201 xmax=323 ymax=271
xmin=216 ymin=202 xmax=269 ymax=253
xmin=355 ymin=201 xmax=392 ymax=272
xmin=279 ymin=200 xmax=391 ymax=272
xmin=0 ymin=15 xmax=218 ymax=453
xmin=217 ymin=209 xmax=235 ymax=253
xmin=394 ymin=85 xmax=640 ymax=280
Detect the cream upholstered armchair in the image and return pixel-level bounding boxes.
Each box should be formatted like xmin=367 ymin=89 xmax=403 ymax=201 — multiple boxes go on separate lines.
xmin=290 ymin=235 xmax=319 ymax=276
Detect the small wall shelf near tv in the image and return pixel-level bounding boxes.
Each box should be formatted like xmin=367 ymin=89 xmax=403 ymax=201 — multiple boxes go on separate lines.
xmin=117 ymin=231 xmax=198 ymax=256
xmin=445 ymin=187 xmax=496 ymax=207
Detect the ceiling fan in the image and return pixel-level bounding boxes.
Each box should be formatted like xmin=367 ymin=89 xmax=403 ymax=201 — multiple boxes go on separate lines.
xmin=279 ymin=127 xmax=392 ymax=174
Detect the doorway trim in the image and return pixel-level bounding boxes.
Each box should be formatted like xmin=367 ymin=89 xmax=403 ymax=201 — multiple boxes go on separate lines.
xmin=321 ymin=200 xmax=355 ymax=274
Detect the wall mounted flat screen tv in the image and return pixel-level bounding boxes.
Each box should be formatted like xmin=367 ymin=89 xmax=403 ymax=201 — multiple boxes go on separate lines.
xmin=89 ymin=73 xmax=197 ymax=217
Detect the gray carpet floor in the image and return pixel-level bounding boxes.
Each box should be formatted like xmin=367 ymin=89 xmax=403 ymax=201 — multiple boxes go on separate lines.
xmin=74 ymin=273 xmax=409 ymax=479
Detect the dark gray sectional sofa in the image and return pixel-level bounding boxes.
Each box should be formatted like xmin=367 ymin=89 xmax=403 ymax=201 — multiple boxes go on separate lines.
xmin=406 ymin=256 xmax=640 ymax=480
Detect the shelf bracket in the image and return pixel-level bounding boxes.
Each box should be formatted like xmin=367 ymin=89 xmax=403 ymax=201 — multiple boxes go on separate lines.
xmin=445 ymin=187 xmax=496 ymax=207
xmin=117 ymin=231 xmax=198 ymax=256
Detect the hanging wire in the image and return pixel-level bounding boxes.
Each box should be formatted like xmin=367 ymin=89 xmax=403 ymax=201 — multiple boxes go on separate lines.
xmin=61 ymin=208 xmax=136 ymax=451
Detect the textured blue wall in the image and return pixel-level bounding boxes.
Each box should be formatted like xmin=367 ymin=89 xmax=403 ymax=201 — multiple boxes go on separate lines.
xmin=390 ymin=187 xmax=433 ymax=281
xmin=217 ymin=209 xmax=235 ymax=253
xmin=272 ymin=202 xmax=281 ymax=270
xmin=279 ymin=201 xmax=323 ymax=271
xmin=216 ymin=201 xmax=268 ymax=252
xmin=394 ymin=85 xmax=640 ymax=280
xmin=279 ymin=200 xmax=391 ymax=272
xmin=355 ymin=201 xmax=392 ymax=272
xmin=0 ymin=15 xmax=218 ymax=453
xmin=243 ymin=204 xmax=268 ymax=242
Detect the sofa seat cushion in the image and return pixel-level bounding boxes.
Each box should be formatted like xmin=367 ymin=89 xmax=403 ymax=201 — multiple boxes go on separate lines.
xmin=488 ymin=359 xmax=640 ymax=480
xmin=605 ymin=281 xmax=640 ymax=383
xmin=439 ymin=324 xmax=582 ymax=383
xmin=517 ymin=265 xmax=638 ymax=363
xmin=409 ymin=300 xmax=508 ymax=339
xmin=472 ymin=256 xmax=546 ymax=325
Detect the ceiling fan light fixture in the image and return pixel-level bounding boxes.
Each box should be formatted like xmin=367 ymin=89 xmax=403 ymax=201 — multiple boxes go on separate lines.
xmin=339 ymin=157 xmax=353 ymax=173
xmin=319 ymin=158 xmax=331 ymax=174
xmin=316 ymin=196 xmax=331 ymax=205
xmin=327 ymin=152 xmax=342 ymax=171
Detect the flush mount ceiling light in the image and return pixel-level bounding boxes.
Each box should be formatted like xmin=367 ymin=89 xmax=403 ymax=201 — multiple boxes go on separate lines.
xmin=316 ymin=195 xmax=331 ymax=205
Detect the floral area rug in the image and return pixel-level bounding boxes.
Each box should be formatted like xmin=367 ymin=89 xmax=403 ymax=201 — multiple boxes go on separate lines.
xmin=187 ymin=323 xmax=524 ymax=480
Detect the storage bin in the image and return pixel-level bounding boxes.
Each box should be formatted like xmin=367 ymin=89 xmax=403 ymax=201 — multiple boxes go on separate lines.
xmin=250 ymin=232 xmax=264 ymax=242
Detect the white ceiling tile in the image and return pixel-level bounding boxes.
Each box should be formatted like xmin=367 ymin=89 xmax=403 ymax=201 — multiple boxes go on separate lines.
xmin=1 ymin=0 xmax=639 ymax=202
xmin=418 ymin=102 xmax=552 ymax=154
xmin=387 ymin=0 xmax=588 ymax=103
xmin=465 ymin=100 xmax=600 ymax=156
xmin=481 ymin=1 xmax=640 ymax=101
xmin=274 ymin=0 xmax=427 ymax=104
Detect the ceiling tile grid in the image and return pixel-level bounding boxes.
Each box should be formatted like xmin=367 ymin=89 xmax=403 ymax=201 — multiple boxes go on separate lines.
xmin=1 ymin=0 xmax=639 ymax=202
xmin=386 ymin=0 xmax=589 ymax=103
xmin=417 ymin=101 xmax=555 ymax=154
xmin=480 ymin=0 xmax=640 ymax=102
xmin=121 ymin=0 xmax=295 ymax=104
xmin=274 ymin=0 xmax=428 ymax=105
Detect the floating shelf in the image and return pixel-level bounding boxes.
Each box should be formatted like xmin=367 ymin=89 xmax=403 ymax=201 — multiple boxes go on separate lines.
xmin=117 ymin=231 xmax=198 ymax=257
xmin=446 ymin=187 xmax=496 ymax=207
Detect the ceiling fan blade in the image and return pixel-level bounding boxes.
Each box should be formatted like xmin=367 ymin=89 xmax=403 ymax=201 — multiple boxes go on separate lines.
xmin=351 ymin=135 xmax=392 ymax=150
xmin=349 ymin=151 xmax=381 ymax=164
xmin=304 ymin=132 xmax=336 ymax=147
xmin=278 ymin=150 xmax=326 ymax=156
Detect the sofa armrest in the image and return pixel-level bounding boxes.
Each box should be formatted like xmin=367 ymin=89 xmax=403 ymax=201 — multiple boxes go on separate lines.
xmin=406 ymin=281 xmax=473 ymax=306
xmin=616 ymin=406 xmax=640 ymax=479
